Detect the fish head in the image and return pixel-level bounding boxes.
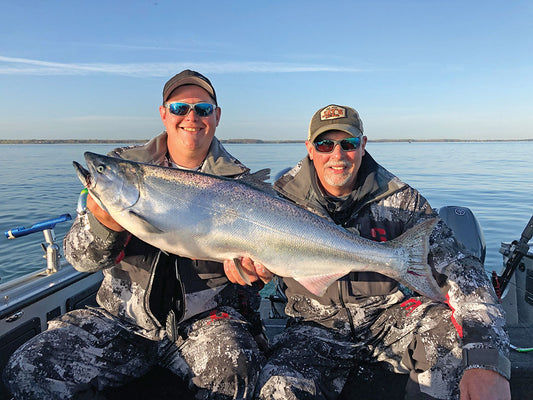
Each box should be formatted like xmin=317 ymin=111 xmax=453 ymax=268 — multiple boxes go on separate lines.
xmin=73 ymin=152 xmax=141 ymax=214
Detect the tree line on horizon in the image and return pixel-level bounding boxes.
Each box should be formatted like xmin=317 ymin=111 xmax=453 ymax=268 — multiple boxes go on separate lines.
xmin=0 ymin=138 xmax=531 ymax=145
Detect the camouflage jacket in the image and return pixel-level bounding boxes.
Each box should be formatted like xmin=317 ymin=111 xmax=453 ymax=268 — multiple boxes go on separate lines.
xmin=64 ymin=132 xmax=263 ymax=340
xmin=273 ymin=152 xmax=510 ymax=379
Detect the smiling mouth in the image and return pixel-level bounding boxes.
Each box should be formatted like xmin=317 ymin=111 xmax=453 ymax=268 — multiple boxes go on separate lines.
xmin=181 ymin=127 xmax=202 ymax=133
xmin=327 ymin=165 xmax=348 ymax=173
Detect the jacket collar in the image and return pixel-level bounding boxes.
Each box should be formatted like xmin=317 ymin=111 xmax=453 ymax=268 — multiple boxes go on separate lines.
xmin=111 ymin=131 xmax=249 ymax=177
xmin=274 ymin=152 xmax=407 ymax=219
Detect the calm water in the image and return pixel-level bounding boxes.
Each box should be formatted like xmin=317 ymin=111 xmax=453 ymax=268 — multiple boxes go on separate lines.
xmin=1 ymin=142 xmax=532 ymax=286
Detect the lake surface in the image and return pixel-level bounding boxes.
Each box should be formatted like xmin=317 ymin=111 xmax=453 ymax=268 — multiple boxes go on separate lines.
xmin=1 ymin=141 xmax=532 ymax=287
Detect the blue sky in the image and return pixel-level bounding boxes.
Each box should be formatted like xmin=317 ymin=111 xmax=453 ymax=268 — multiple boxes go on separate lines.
xmin=1 ymin=0 xmax=532 ymax=141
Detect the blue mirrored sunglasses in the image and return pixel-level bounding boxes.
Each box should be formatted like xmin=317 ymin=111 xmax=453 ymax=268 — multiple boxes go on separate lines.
xmin=165 ymin=102 xmax=216 ymax=117
xmin=313 ymin=136 xmax=361 ymax=153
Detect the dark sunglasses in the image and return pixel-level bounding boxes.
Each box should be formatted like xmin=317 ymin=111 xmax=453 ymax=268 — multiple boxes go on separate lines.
xmin=165 ymin=102 xmax=217 ymax=117
xmin=313 ymin=136 xmax=362 ymax=153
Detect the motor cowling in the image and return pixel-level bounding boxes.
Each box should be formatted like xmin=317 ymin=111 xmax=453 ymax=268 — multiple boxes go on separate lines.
xmin=438 ymin=206 xmax=486 ymax=263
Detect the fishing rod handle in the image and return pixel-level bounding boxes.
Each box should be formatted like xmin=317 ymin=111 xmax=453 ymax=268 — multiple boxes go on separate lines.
xmin=519 ymin=215 xmax=533 ymax=244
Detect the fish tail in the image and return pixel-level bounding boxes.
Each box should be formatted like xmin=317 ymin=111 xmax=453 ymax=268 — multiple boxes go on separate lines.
xmin=394 ymin=218 xmax=445 ymax=302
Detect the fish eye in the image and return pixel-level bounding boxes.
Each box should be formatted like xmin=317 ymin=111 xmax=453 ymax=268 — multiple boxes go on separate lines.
xmin=96 ymin=165 xmax=105 ymax=173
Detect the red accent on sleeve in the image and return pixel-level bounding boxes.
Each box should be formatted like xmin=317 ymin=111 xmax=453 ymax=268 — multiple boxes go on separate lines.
xmin=444 ymin=293 xmax=464 ymax=338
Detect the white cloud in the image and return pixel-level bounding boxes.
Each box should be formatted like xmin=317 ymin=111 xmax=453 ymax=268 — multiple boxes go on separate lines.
xmin=0 ymin=55 xmax=366 ymax=77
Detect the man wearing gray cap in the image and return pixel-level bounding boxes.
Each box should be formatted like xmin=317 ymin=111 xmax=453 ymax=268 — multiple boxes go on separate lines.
xmin=4 ymin=70 xmax=270 ymax=399
xmin=231 ymin=105 xmax=510 ymax=399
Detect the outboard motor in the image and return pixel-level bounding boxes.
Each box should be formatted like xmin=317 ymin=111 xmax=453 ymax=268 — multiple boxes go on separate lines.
xmin=438 ymin=206 xmax=486 ymax=263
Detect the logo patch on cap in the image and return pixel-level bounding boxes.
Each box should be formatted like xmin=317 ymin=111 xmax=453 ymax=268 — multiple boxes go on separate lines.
xmin=320 ymin=105 xmax=346 ymax=121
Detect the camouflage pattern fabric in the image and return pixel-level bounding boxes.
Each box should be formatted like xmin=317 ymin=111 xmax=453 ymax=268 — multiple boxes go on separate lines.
xmin=4 ymin=306 xmax=263 ymax=399
xmin=256 ymin=296 xmax=463 ymax=400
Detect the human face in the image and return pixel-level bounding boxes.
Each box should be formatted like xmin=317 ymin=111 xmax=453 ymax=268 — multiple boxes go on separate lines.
xmin=305 ymin=130 xmax=367 ymax=197
xmin=159 ymin=85 xmax=220 ymax=165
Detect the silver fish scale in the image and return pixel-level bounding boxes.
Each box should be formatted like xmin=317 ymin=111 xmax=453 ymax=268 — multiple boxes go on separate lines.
xmin=79 ymin=153 xmax=444 ymax=301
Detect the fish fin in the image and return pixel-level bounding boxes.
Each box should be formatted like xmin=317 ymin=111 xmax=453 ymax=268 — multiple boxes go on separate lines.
xmin=295 ymin=271 xmax=351 ymax=297
xmin=239 ymin=169 xmax=276 ymax=194
xmin=394 ymin=218 xmax=446 ymax=302
xmin=233 ymin=258 xmax=253 ymax=286
xmin=245 ymin=168 xmax=271 ymax=182
xmin=128 ymin=211 xmax=165 ymax=234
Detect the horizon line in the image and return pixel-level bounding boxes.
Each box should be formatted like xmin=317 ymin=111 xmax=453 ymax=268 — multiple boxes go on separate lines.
xmin=1 ymin=138 xmax=533 ymax=144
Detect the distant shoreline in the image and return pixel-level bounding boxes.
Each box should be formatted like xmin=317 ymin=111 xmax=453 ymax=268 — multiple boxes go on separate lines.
xmin=1 ymin=138 xmax=532 ymax=145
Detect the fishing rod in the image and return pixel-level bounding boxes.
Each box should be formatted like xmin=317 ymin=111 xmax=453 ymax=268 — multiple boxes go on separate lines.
xmin=489 ymin=214 xmax=533 ymax=353
xmin=491 ymin=214 xmax=533 ymax=299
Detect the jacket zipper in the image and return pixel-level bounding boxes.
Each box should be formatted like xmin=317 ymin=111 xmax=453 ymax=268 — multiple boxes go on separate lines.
xmin=338 ymin=279 xmax=357 ymax=341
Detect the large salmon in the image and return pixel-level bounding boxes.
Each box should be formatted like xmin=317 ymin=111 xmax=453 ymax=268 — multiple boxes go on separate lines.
xmin=73 ymin=152 xmax=444 ymax=301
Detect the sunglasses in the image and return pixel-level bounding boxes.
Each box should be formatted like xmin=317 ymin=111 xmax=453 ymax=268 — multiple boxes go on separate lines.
xmin=165 ymin=102 xmax=217 ymax=117
xmin=313 ymin=136 xmax=362 ymax=153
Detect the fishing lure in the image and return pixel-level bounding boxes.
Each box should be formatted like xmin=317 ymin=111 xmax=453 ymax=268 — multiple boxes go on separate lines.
xmin=77 ymin=188 xmax=88 ymax=215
